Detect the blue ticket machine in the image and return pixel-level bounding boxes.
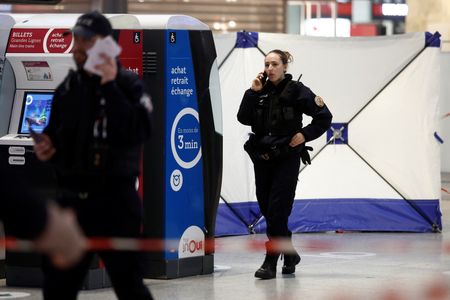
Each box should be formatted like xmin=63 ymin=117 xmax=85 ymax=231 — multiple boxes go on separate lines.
xmin=130 ymin=15 xmax=223 ymax=278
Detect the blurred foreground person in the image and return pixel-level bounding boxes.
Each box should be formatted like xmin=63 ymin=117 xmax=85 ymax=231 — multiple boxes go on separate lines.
xmin=1 ymin=180 xmax=87 ymax=269
xmin=33 ymin=11 xmax=153 ymax=300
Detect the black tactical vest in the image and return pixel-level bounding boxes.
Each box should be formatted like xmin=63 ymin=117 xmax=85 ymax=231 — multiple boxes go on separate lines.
xmin=253 ymin=81 xmax=303 ymax=136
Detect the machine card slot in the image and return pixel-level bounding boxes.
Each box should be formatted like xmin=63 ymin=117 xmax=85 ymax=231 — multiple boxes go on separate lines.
xmin=8 ymin=146 xmax=26 ymax=155
xmin=8 ymin=156 xmax=25 ymax=165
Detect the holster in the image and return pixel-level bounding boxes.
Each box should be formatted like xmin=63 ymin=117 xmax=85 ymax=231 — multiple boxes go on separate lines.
xmin=244 ymin=134 xmax=302 ymax=162
xmin=244 ymin=134 xmax=260 ymax=163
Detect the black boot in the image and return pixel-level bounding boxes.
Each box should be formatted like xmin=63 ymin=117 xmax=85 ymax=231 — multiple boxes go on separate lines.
xmin=254 ymin=242 xmax=280 ymax=279
xmin=281 ymin=233 xmax=301 ymax=274
xmin=282 ymin=250 xmax=301 ymax=274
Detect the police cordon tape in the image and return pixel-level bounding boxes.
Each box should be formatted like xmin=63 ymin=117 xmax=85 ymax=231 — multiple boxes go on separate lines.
xmin=1 ymin=236 xmax=450 ymax=255
xmin=0 ymin=237 xmax=327 ymax=253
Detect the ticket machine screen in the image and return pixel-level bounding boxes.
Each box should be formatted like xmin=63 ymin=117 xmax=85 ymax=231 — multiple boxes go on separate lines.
xmin=18 ymin=92 xmax=54 ymax=134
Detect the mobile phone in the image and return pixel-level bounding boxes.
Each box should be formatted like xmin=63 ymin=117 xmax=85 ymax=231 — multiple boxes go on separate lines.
xmin=260 ymin=71 xmax=267 ymax=85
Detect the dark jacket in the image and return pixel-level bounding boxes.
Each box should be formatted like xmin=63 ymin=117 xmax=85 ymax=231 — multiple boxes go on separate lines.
xmin=237 ymin=74 xmax=332 ymax=145
xmin=0 ymin=178 xmax=47 ymax=239
xmin=44 ymin=66 xmax=152 ymax=182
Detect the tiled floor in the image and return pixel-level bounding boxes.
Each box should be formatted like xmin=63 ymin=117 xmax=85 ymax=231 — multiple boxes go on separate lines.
xmin=1 ymin=175 xmax=449 ymax=300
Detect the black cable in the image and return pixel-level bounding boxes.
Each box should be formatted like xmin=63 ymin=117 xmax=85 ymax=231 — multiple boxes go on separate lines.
xmin=343 ymin=43 xmax=440 ymax=231
xmin=346 ymin=143 xmax=440 ymax=232
xmin=347 ymin=45 xmax=428 ymax=124
xmin=255 ymin=44 xmax=266 ymax=57
xmin=218 ymin=32 xmax=266 ymax=234
xmin=298 ymin=132 xmax=343 ymax=175
xmin=219 ymin=195 xmax=252 ymax=230
xmin=248 ymin=213 xmax=263 ymax=234
xmin=301 ymin=44 xmax=429 ymax=173
xmin=218 ymin=31 xmax=266 ymax=69
xmin=218 ymin=44 xmax=236 ymax=70
xmin=297 ymin=45 xmax=440 ymax=231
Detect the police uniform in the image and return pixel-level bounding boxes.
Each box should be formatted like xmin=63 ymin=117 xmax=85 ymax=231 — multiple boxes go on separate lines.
xmin=237 ymin=73 xmax=332 ymax=278
xmin=41 ymin=65 xmax=153 ymax=300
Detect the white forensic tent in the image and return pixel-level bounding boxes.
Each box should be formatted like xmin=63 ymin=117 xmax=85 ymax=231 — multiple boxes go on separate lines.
xmin=440 ymin=52 xmax=450 ymax=173
xmin=214 ymin=31 xmax=442 ymax=236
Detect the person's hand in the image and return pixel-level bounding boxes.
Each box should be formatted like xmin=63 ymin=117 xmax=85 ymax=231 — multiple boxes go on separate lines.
xmin=96 ymin=53 xmax=117 ymax=85
xmin=251 ymin=72 xmax=265 ymax=92
xmin=33 ymin=133 xmax=56 ymax=162
xmin=34 ymin=203 xmax=87 ymax=269
xmin=289 ymin=132 xmax=305 ymax=147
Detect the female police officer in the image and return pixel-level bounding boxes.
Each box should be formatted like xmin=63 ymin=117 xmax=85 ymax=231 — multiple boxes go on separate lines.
xmin=237 ymin=49 xmax=332 ymax=279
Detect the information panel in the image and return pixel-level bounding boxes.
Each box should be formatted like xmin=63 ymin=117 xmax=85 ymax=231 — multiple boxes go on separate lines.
xmin=164 ymin=30 xmax=205 ymax=260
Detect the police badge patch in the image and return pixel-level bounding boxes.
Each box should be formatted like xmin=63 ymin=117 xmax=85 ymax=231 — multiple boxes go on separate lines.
xmin=315 ymin=95 xmax=325 ymax=107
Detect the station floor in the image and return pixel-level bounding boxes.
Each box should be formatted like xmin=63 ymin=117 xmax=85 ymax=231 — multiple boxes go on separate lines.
xmin=1 ymin=174 xmax=449 ymax=300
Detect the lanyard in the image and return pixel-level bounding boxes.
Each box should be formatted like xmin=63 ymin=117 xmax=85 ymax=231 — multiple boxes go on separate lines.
xmin=93 ymin=98 xmax=107 ymax=140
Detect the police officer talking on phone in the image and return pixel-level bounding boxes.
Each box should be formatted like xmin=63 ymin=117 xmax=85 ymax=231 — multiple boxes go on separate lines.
xmin=237 ymin=50 xmax=332 ymax=279
xmin=33 ymin=11 xmax=153 ymax=300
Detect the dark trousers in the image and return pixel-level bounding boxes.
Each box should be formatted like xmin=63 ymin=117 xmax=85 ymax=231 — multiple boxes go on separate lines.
xmin=253 ymin=152 xmax=301 ymax=238
xmin=42 ymin=250 xmax=152 ymax=300
xmin=42 ymin=177 xmax=152 ymax=300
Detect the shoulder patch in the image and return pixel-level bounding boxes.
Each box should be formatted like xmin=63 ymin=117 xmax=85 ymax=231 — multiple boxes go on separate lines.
xmin=315 ymin=95 xmax=325 ymax=107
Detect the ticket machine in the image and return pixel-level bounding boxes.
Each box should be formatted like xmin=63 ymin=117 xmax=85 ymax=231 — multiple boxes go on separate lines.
xmin=130 ymin=15 xmax=222 ymax=278
xmin=0 ymin=13 xmax=33 ymax=282
xmin=0 ymin=13 xmax=222 ymax=285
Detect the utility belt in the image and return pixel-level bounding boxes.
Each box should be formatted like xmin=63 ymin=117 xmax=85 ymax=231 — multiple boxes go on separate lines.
xmin=244 ymin=134 xmax=301 ymax=162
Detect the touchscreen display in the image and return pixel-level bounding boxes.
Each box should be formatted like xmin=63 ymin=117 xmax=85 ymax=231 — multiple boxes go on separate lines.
xmin=18 ymin=92 xmax=54 ymax=134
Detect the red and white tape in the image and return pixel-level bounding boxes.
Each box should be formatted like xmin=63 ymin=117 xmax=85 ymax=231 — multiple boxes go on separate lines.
xmin=0 ymin=237 xmax=330 ymax=253
xmin=1 ymin=236 xmax=450 ymax=256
